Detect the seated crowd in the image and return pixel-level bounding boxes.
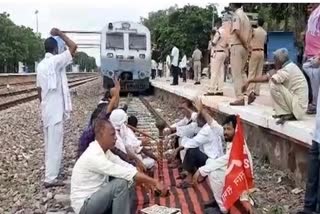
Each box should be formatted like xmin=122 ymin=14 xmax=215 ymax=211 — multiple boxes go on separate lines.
xmin=70 ymin=78 xmax=254 ymax=214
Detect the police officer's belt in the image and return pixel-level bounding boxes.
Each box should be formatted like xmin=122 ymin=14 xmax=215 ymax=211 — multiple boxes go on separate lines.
xmin=252 ymin=48 xmax=264 ymax=51
xmin=230 ymin=44 xmax=242 ymax=47
xmin=213 ymin=50 xmax=225 ymax=53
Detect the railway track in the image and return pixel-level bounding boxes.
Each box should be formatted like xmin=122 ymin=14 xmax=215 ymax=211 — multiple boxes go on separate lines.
xmin=0 ymin=76 xmax=98 ymax=111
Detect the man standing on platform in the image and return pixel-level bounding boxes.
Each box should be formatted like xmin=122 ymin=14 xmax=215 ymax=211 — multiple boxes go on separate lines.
xmin=229 ymin=3 xmax=252 ymax=106
xmin=180 ymin=52 xmax=187 ymax=82
xmin=165 ymin=54 xmax=171 ymax=80
xmin=36 ymin=28 xmax=77 ymax=187
xmin=171 ymin=45 xmax=180 ymax=85
xmin=192 ymin=45 xmax=203 ymax=85
xmin=246 ymin=18 xmax=267 ymax=98
xmin=205 ymin=18 xmax=228 ymax=96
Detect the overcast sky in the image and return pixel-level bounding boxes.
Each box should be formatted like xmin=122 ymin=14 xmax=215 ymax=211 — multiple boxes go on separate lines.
xmin=0 ymin=0 xmax=229 ymax=65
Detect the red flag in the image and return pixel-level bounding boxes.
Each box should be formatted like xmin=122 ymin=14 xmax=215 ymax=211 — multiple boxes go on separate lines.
xmin=221 ymin=115 xmax=254 ymax=210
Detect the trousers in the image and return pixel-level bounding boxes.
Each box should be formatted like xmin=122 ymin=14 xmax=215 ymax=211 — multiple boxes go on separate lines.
xmin=304 ymin=141 xmax=320 ymax=212
xmin=230 ymin=45 xmax=248 ymax=99
xmin=193 ymin=61 xmax=202 ymax=82
xmin=80 ymin=179 xmax=133 ymax=214
xmin=247 ymin=51 xmax=264 ymax=95
xmin=44 ymin=121 xmax=64 ymax=183
xmin=182 ymin=148 xmax=208 ymax=175
xmin=208 ymin=52 xmax=227 ymax=93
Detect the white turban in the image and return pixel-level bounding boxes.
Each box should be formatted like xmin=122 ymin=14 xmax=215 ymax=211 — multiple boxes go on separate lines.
xmin=109 ymin=109 xmax=128 ymax=130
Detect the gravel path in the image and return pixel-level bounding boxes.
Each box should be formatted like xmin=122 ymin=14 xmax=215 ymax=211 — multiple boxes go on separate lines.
xmin=0 ymin=78 xmax=104 ymax=214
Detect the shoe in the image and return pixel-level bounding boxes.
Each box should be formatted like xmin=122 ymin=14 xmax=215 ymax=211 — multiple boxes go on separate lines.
xmin=306 ymin=106 xmax=317 ymax=115
xmin=230 ymin=98 xmax=245 ymax=106
xmin=194 ymin=82 xmax=201 ymax=85
xmin=170 ymin=83 xmax=178 ymax=86
xmin=248 ymin=91 xmax=256 ymax=105
xmin=215 ymin=92 xmax=223 ymax=96
xmin=204 ymin=92 xmax=216 ymax=96
xmin=44 ymin=180 xmax=65 ymax=188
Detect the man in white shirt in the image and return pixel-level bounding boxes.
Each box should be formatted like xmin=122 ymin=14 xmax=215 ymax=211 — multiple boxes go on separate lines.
xmin=109 ymin=109 xmax=154 ymax=171
xmin=171 ymin=45 xmax=180 ymax=85
xmin=151 ymin=59 xmax=157 ymax=79
xmin=158 ymin=61 xmax=163 ymax=78
xmin=71 ymin=119 xmax=167 ymax=214
xmin=180 ymin=52 xmax=187 ymax=82
xmin=174 ymin=112 xmax=224 ymax=188
xmin=36 ymin=28 xmax=77 ymax=187
xmin=165 ymin=55 xmax=171 ymax=79
xmin=192 ymin=104 xmax=253 ymax=213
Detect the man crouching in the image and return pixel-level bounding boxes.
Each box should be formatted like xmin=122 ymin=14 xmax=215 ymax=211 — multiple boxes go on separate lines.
xmin=70 ymin=118 xmax=167 ymax=214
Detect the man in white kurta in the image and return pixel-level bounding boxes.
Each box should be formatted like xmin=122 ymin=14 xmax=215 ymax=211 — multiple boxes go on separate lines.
xmin=36 ymin=28 xmax=77 ymax=187
xmin=109 ymin=109 xmax=155 ymax=169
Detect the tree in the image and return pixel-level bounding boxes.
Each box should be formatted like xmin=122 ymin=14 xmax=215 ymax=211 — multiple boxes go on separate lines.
xmin=142 ymin=4 xmax=218 ymax=64
xmin=0 ymin=12 xmax=44 ymax=73
xmin=73 ymin=51 xmax=97 ymax=72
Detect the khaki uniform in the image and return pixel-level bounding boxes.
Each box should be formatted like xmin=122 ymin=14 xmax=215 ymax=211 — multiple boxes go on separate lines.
xmin=247 ymin=26 xmax=267 ymax=95
xmin=192 ymin=48 xmax=202 ymax=82
xmin=208 ymin=27 xmax=229 ymax=93
xmin=270 ymin=62 xmax=308 ymax=119
xmin=230 ymin=8 xmax=251 ymax=99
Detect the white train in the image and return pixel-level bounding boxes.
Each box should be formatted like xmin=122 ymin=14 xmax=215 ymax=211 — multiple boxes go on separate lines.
xmin=100 ymin=21 xmax=151 ymax=92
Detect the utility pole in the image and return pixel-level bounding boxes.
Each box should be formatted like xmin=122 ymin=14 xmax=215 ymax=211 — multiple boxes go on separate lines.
xmin=35 ymin=10 xmax=39 ymax=34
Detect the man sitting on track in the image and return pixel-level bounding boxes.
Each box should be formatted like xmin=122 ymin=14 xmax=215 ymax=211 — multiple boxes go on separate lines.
xmin=110 ymin=109 xmax=157 ymax=172
xmin=71 ymin=118 xmax=168 ymax=214
xmin=165 ymin=99 xmax=199 ymax=168
xmin=192 ymin=100 xmax=253 ymax=213
xmin=172 ymin=108 xmax=224 ymax=189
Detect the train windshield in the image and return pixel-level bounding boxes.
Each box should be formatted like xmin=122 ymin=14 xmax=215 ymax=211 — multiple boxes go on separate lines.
xmin=106 ymin=33 xmax=124 ymax=50
xmin=129 ymin=33 xmax=146 ymax=50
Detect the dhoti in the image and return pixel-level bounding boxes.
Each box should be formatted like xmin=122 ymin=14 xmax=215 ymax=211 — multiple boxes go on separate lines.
xmin=270 ymin=81 xmax=308 ymax=120
xmin=44 ymin=121 xmax=64 ymax=183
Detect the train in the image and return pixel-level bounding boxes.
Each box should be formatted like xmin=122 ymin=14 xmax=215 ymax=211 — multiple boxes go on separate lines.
xmin=100 ymin=21 xmax=152 ymax=92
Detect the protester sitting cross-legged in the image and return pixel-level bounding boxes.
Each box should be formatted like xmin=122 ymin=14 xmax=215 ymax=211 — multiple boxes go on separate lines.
xmin=70 ymin=118 xmax=168 ymax=214
xmin=172 ymin=106 xmax=224 ymax=189
xmin=192 ymin=99 xmax=254 ymax=213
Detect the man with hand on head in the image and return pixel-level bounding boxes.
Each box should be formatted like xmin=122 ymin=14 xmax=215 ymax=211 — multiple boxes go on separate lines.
xmin=36 ymin=28 xmax=77 ymax=188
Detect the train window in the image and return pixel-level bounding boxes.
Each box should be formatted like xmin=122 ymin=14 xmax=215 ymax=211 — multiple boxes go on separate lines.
xmin=129 ymin=34 xmax=146 ymax=50
xmin=106 ymin=33 xmax=124 ymax=50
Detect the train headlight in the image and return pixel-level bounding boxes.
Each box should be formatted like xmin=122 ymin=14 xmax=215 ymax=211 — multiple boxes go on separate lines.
xmin=139 ymin=54 xmax=145 ymax=59
xmin=106 ymin=70 xmax=114 ymax=78
xmin=107 ymin=53 xmax=114 ymax=58
xmin=139 ymin=71 xmax=146 ymax=79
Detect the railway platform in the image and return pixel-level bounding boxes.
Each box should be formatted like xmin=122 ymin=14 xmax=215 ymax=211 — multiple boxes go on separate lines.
xmin=150 ymin=77 xmax=315 ymax=185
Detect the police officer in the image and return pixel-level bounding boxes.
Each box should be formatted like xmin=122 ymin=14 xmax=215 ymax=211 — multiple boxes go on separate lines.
xmin=229 ymin=3 xmax=252 ymax=106
xmin=247 ymin=18 xmax=267 ymax=103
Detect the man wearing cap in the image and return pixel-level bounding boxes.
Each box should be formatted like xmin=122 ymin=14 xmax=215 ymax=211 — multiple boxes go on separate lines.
xmin=205 ymin=18 xmax=228 ymax=96
xmin=246 ymin=18 xmax=267 ymax=101
xmin=36 ymin=28 xmax=77 ymax=187
xmin=242 ymin=48 xmax=308 ymax=125
xmin=229 ymin=3 xmax=252 ymax=106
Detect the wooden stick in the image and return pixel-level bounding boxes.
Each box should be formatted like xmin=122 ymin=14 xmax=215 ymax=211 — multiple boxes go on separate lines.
xmin=127 ymin=124 xmax=158 ymax=142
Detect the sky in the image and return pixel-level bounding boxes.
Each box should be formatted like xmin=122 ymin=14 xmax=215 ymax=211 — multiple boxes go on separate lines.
xmin=0 ymin=0 xmax=230 ymax=65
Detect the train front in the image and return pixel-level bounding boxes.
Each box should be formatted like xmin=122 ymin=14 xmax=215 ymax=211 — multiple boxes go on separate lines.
xmin=100 ymin=22 xmax=151 ymax=92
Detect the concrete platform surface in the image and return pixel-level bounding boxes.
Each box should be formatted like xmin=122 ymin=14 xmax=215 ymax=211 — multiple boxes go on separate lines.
xmin=151 ymin=77 xmax=316 ymax=146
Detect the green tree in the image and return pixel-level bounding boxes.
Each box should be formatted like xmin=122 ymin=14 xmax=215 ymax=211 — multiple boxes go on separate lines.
xmin=73 ymin=51 xmax=97 ymax=72
xmin=142 ymin=4 xmax=218 ymax=64
xmin=0 ymin=12 xmax=44 ymax=73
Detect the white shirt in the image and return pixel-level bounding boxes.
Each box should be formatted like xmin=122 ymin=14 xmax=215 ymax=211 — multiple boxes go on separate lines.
xmin=315 ymin=86 xmax=320 ymax=143
xmin=180 ymin=55 xmax=187 ymax=68
xmin=158 ymin=62 xmax=163 ymax=70
xmin=115 ymin=131 xmax=127 ymax=153
xmin=36 ymin=50 xmax=72 ymax=127
xmin=124 ymin=127 xmax=143 ymax=153
xmin=151 ymin=60 xmax=157 ymax=70
xmin=70 ymin=141 xmax=137 ymax=214
xmin=176 ymin=122 xmax=200 ymax=138
xmin=171 ymin=46 xmax=179 ymax=67
xmin=166 ymin=55 xmax=171 ymax=66
xmin=181 ymin=123 xmax=224 ymax=159
xmin=171 ymin=112 xmax=198 ymax=128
